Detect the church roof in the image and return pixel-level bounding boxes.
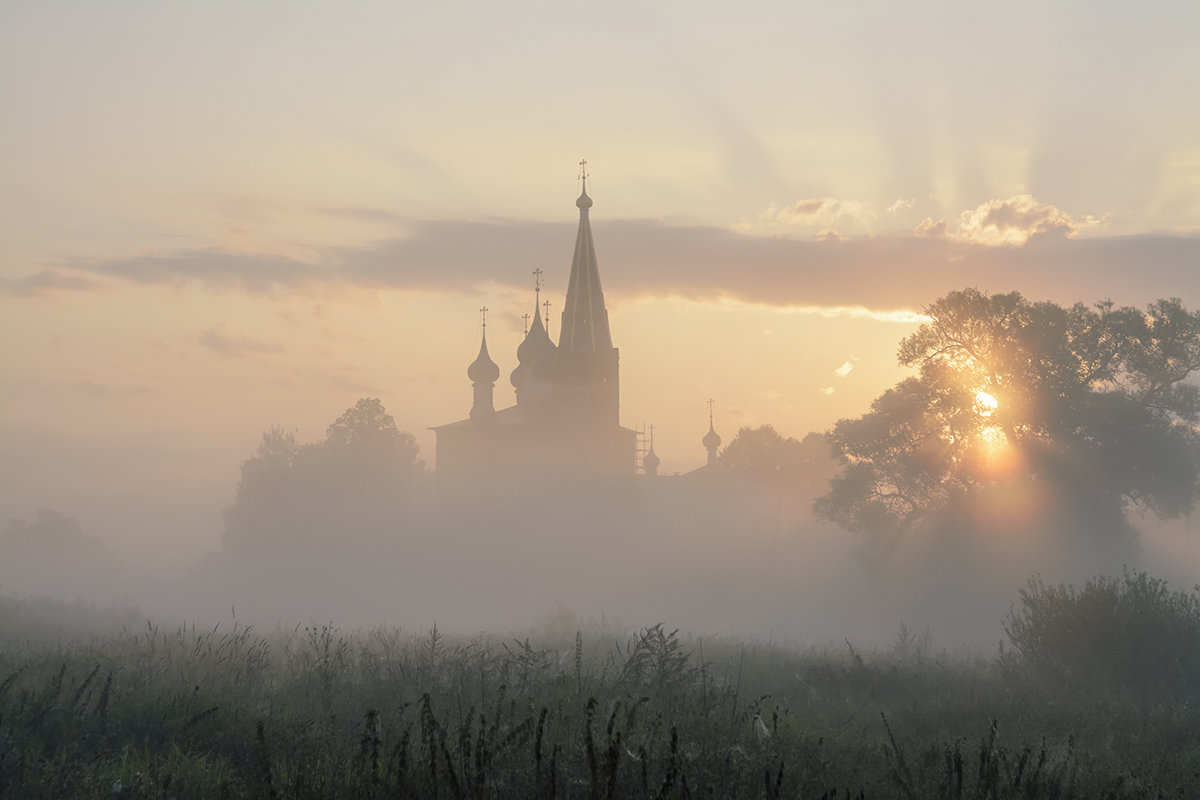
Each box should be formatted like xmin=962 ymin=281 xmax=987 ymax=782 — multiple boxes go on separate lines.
xmin=429 ymin=403 xmax=528 ymax=432
xmin=430 ymin=402 xmax=638 ymax=436
xmin=557 ymin=175 xmax=613 ymax=353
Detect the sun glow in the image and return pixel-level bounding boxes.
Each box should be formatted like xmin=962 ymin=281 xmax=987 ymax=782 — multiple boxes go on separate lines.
xmin=970 ymin=393 xmax=1019 ymax=477
xmin=974 ymin=391 xmax=998 ymax=417
xmin=979 ymin=425 xmax=1007 ymax=447
xmin=971 ymin=424 xmax=1021 ymax=482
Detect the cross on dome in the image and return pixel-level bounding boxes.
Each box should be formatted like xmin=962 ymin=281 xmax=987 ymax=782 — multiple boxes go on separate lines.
xmin=576 ymin=158 xmax=593 ymax=211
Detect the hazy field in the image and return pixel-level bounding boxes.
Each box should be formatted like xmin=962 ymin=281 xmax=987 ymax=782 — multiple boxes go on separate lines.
xmin=3 ymin=587 xmax=1197 ymax=799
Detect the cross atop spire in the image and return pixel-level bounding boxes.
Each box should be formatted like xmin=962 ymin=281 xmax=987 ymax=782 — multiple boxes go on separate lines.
xmin=575 ymin=159 xmax=593 ymax=215
xmin=479 ymin=306 xmax=488 ymax=329
xmin=522 ymin=312 xmax=530 ymax=335
xmin=533 ymin=267 xmax=544 ymax=294
xmin=543 ymin=298 xmax=552 ymax=328
xmin=707 ymin=398 xmax=715 ymax=424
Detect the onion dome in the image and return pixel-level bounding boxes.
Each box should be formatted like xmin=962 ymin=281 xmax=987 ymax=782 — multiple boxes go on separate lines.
xmin=702 ymin=421 xmax=722 ymax=451
xmin=576 ymin=186 xmax=593 ymax=210
xmin=643 ymin=447 xmax=660 ymax=472
xmin=516 ymin=306 xmax=557 ymax=368
xmin=467 ymin=331 xmax=500 ymax=384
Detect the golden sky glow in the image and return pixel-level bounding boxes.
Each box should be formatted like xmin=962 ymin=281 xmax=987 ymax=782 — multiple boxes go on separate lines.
xmin=2 ymin=1 xmax=1198 ymax=565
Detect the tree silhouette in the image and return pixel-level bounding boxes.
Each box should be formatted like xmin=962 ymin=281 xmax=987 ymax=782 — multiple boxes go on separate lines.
xmin=231 ymin=425 xmax=300 ymax=507
xmin=326 ymin=398 xmax=412 ymax=451
xmin=223 ymin=398 xmax=425 ymax=554
xmin=815 ymin=289 xmax=1200 ymax=543
xmin=322 ymin=397 xmax=423 ymax=494
xmin=719 ymin=427 xmax=836 ymax=493
xmin=0 ymin=509 xmax=121 ymax=597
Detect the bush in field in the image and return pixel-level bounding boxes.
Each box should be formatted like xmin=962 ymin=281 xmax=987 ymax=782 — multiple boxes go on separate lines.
xmin=1004 ymin=569 xmax=1200 ymax=695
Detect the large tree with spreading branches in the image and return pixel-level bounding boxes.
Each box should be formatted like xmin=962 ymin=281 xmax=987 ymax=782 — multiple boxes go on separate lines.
xmin=815 ymin=289 xmax=1200 ymax=543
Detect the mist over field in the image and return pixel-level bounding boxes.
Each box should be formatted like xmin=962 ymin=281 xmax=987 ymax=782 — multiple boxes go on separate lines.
xmin=3 ymin=394 xmax=1197 ymax=650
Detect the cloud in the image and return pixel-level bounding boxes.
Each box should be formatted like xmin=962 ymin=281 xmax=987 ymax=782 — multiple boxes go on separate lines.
xmin=313 ymin=205 xmax=403 ymax=224
xmin=959 ymin=195 xmax=1082 ymax=244
xmin=819 ymin=357 xmax=858 ymax=397
xmin=35 ymin=218 xmax=1200 ymax=313
xmin=0 ymin=269 xmax=103 ymax=297
xmin=110 ymin=250 xmax=328 ymax=291
xmin=916 ymin=195 xmax=1104 ymax=246
xmin=782 ymin=306 xmax=928 ymax=323
xmin=199 ymin=326 xmax=284 ymax=357
xmin=786 ymin=199 xmax=829 ymax=216
xmin=736 ymin=198 xmax=874 ymax=235
xmin=914 ymin=217 xmax=949 ymax=239
xmin=887 ymin=198 xmax=915 ymax=214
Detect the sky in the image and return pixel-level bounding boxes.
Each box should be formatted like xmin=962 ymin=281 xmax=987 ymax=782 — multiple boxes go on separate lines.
xmin=2 ymin=0 xmax=1199 ymax=567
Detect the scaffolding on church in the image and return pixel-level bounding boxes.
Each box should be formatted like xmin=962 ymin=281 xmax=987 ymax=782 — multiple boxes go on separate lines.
xmin=634 ymin=423 xmax=649 ymax=474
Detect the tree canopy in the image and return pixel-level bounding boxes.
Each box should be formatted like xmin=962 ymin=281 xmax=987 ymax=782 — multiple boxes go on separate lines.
xmin=322 ymin=398 xmax=423 ymax=493
xmin=719 ymin=426 xmax=837 ymax=493
xmin=815 ymin=289 xmax=1200 ymax=543
xmin=223 ymin=398 xmax=425 ymax=553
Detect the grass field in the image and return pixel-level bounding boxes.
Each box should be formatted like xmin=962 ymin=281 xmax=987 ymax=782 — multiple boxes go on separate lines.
xmin=1 ymin=595 xmax=1197 ymax=799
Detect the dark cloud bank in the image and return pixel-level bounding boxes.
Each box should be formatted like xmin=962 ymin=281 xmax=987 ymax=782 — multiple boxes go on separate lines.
xmin=15 ymin=220 xmax=1200 ymax=309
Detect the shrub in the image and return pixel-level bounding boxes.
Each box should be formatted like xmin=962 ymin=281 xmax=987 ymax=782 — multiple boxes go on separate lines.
xmin=1004 ymin=569 xmax=1200 ymax=695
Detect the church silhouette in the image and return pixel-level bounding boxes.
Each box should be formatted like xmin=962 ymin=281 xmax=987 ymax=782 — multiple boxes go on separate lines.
xmin=432 ymin=164 xmax=642 ymax=484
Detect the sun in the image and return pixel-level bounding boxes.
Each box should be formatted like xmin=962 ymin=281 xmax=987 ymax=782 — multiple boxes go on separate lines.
xmin=968 ymin=390 xmax=1024 ymax=478
xmin=974 ymin=391 xmax=998 ymax=417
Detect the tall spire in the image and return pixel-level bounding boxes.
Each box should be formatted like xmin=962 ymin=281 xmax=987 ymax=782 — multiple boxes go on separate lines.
xmin=558 ymin=159 xmax=613 ymax=353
